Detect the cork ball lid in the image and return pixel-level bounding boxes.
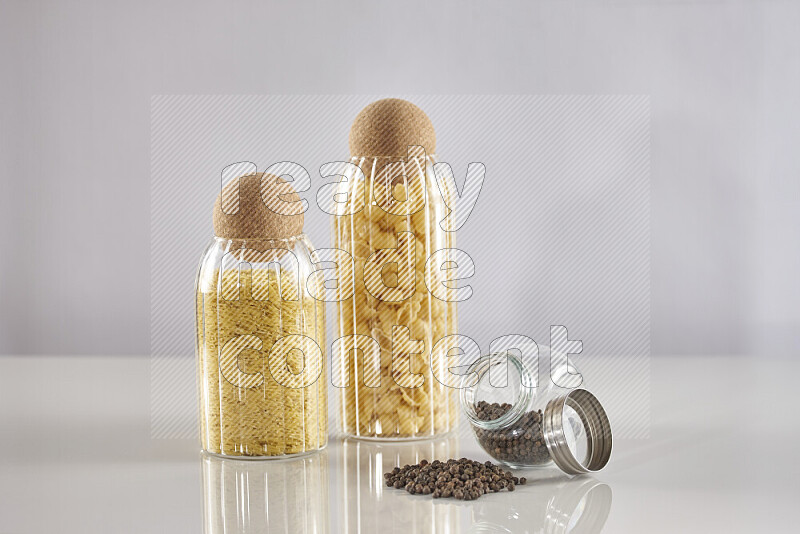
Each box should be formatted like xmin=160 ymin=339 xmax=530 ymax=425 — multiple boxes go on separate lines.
xmin=349 ymin=98 xmax=436 ymax=157
xmin=212 ymin=172 xmax=304 ymax=239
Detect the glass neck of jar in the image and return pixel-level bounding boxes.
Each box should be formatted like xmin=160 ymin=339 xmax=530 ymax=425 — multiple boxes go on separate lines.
xmin=212 ymin=234 xmax=305 ymax=248
xmin=350 ymin=154 xmax=437 ymax=162
xmin=460 ymin=353 xmax=535 ymax=431
xmin=349 ymin=154 xmax=436 ymax=177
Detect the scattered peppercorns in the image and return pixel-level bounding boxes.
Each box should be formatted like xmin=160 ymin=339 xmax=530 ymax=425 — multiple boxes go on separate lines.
xmin=474 ymin=401 xmax=551 ymax=465
xmin=383 ymin=457 xmax=527 ymax=501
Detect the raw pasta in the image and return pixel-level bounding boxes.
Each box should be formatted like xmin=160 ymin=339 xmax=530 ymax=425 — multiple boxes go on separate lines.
xmin=197 ymin=251 xmax=327 ymax=456
xmin=334 ymin=157 xmax=458 ymax=438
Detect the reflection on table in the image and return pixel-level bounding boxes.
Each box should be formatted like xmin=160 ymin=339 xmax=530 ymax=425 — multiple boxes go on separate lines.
xmin=200 ymin=437 xmax=611 ymax=534
xmin=202 ymin=451 xmax=329 ymax=534
xmin=469 ymin=475 xmax=612 ymax=534
xmin=341 ymin=435 xmax=462 ymax=533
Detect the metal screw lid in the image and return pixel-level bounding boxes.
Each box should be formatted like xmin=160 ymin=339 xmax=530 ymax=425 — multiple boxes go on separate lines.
xmin=542 ymin=389 xmax=613 ymax=475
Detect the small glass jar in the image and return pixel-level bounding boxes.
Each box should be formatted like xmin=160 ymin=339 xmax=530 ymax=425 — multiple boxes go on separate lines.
xmin=460 ymin=347 xmax=612 ymax=474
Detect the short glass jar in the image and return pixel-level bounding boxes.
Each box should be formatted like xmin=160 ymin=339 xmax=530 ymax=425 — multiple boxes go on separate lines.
xmin=460 ymin=347 xmax=612 ymax=474
xmin=196 ymin=172 xmax=327 ymax=459
xmin=196 ymin=235 xmax=327 ymax=458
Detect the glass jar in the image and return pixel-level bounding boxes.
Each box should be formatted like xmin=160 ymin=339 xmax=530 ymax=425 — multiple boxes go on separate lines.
xmin=461 ymin=347 xmax=612 ymax=473
xmin=196 ymin=172 xmax=327 ymax=458
xmin=332 ymin=153 xmax=458 ymax=439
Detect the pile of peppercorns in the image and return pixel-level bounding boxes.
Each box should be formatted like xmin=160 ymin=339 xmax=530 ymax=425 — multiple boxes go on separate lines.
xmin=474 ymin=401 xmax=551 ymax=465
xmin=383 ymin=458 xmax=527 ymax=501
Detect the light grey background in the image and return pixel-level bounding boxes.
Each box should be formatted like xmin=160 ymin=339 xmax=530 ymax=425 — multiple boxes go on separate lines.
xmin=1 ymin=0 xmax=798 ymax=357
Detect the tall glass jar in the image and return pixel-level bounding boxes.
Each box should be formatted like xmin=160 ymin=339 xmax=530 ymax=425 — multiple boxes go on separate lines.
xmin=332 ymin=99 xmax=458 ymax=439
xmin=196 ymin=173 xmax=327 ymax=457
xmin=332 ymin=100 xmax=458 ymax=439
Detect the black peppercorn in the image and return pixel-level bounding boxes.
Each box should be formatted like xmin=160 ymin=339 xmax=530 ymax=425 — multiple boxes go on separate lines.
xmin=383 ymin=457 xmax=528 ymax=501
xmin=474 ymin=401 xmax=551 ymax=465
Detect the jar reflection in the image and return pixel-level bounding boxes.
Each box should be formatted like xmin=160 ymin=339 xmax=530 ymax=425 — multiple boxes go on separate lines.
xmin=341 ymin=436 xmax=461 ymax=533
xmin=469 ymin=476 xmax=612 ymax=534
xmin=202 ymin=451 xmax=329 ymax=534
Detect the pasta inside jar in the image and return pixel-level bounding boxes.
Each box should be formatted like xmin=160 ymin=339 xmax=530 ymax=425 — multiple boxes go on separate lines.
xmin=333 ymin=155 xmax=458 ymax=439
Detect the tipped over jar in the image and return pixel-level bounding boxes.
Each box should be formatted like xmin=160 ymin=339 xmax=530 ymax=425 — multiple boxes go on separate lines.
xmin=461 ymin=347 xmax=612 ymax=474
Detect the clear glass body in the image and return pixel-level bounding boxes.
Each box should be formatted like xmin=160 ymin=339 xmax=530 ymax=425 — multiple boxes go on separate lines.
xmin=196 ymin=235 xmax=327 ymax=457
xmin=461 ymin=346 xmax=609 ymax=471
xmin=332 ymin=155 xmax=458 ymax=439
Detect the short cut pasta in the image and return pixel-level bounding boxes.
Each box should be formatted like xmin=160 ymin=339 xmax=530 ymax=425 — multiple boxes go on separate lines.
xmin=333 ymin=155 xmax=458 ymax=438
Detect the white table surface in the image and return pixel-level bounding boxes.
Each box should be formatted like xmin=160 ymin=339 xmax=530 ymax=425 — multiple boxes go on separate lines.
xmin=0 ymin=355 xmax=797 ymax=533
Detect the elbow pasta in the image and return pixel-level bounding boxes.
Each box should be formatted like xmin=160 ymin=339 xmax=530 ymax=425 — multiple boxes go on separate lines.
xmin=196 ymin=238 xmax=327 ymax=456
xmin=334 ymin=156 xmax=459 ymax=438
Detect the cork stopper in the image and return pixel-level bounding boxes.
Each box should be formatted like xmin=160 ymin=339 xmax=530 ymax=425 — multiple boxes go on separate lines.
xmin=349 ymin=98 xmax=436 ymax=157
xmin=212 ymin=173 xmax=304 ymax=239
